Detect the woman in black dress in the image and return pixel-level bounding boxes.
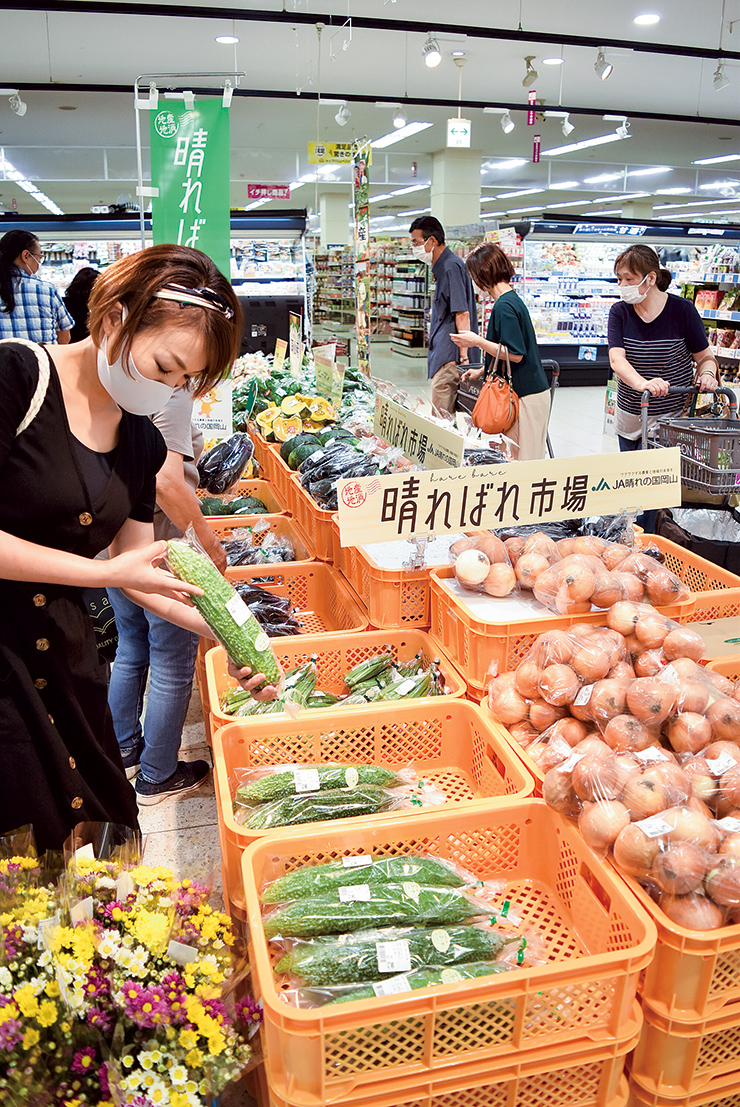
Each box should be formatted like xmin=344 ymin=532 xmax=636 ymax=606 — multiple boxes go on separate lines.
xmin=0 ymin=244 xmax=269 ymax=851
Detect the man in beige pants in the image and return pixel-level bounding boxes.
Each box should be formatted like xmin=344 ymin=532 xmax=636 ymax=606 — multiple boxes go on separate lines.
xmin=408 ymin=216 xmax=481 ymax=417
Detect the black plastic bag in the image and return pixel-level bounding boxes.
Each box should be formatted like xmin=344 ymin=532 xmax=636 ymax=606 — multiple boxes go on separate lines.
xmin=197 ymin=433 xmax=255 ymax=494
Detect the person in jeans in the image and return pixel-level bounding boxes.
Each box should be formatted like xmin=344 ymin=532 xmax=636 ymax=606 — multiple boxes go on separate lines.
xmin=408 ymin=216 xmax=481 ymax=417
xmin=108 ymin=387 xmax=228 ymax=803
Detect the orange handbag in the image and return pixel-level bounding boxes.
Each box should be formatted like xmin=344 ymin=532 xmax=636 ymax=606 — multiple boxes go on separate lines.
xmin=471 ymin=345 xmax=519 ymax=434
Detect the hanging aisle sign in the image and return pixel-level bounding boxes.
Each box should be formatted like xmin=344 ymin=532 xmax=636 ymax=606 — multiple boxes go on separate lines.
xmin=150 ymin=99 xmax=231 ymax=277
xmin=374 ymin=395 xmax=464 ymax=470
xmin=289 ymin=312 xmax=303 ymax=377
xmin=352 ymin=140 xmax=372 ymax=377
xmin=336 ymin=448 xmax=682 ymax=547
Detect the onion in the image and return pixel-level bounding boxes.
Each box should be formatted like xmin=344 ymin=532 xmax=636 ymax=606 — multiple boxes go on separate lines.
xmin=667 ymin=713 xmax=713 ymax=756
xmin=601 ymin=543 xmax=631 ymax=571
xmin=720 ymin=766 xmax=740 ymax=809
xmin=719 ymin=833 xmax=740 ymax=859
xmin=547 ymin=717 xmax=590 ymax=748
xmin=449 ymin=537 xmax=476 ymax=560
xmin=651 ymin=842 xmax=708 ymax=895
xmin=543 ymin=767 xmax=579 ymax=815
xmin=705 ymin=856 xmax=740 ymax=907
xmin=662 ymin=627 xmax=705 ymax=662
xmin=572 ymin=751 xmax=622 ymax=802
xmin=504 ymin=536 xmax=526 ymax=564
xmin=488 ymin=673 xmax=529 ymax=726
xmin=481 ymin=562 xmax=516 ymax=597
xmin=538 ymin=664 xmax=580 ymax=707
xmin=661 ymin=806 xmax=718 ymax=852
xmin=571 ymin=646 xmax=611 ymax=683
xmin=514 ymin=660 xmax=543 ymax=701
xmin=646 ymin=567 xmax=690 ymax=607
xmin=474 ymin=535 xmax=508 ymax=565
xmin=614 ymin=573 xmax=646 ymax=603
xmin=677 ymin=681 xmax=711 ymax=715
xmin=622 ymin=776 xmax=670 ymax=820
xmin=643 ymin=763 xmax=692 ymax=807
xmin=589 ymin=678 xmax=632 ymax=727
xmin=455 ymin=548 xmax=491 ymax=588
xmin=659 ymin=892 xmax=725 ymax=931
xmin=614 ymin=822 xmax=660 ymax=878
xmin=529 ymin=700 xmax=566 ymax=732
xmin=602 ymin=714 xmax=654 ymax=753
xmin=708 ymin=698 xmax=740 ymax=740
xmin=579 ymin=800 xmax=631 ymax=853
xmin=537 ymin=630 xmax=575 ymax=668
xmin=606 ymin=601 xmax=641 ymax=637
xmin=682 ymin=757 xmax=717 ymax=804
xmin=626 ymin=677 xmax=677 ymax=724
xmin=515 ymin=552 xmax=550 ymax=589
xmin=634 ymin=649 xmax=667 ymax=678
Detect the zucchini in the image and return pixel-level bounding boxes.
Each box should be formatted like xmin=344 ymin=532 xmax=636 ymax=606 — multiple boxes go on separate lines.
xmin=166 ymin=539 xmax=281 ymax=685
xmin=263 ymin=883 xmax=484 ymax=939
xmin=262 ymin=855 xmax=467 ymax=904
xmin=234 ymin=765 xmax=402 ymax=807
xmin=276 ymin=927 xmax=511 ymax=986
xmin=326 ymin=961 xmax=511 ymax=1005
xmin=237 ymin=784 xmax=395 ymax=830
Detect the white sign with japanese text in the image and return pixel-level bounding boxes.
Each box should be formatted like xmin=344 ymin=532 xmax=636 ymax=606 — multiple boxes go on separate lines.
xmin=336 ymin=448 xmax=681 ymax=547
xmin=374 ymin=395 xmax=464 ymax=470
xmin=192 ymin=378 xmax=233 ymax=451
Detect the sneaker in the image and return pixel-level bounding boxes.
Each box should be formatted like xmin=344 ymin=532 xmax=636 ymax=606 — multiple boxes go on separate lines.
xmin=120 ymin=742 xmax=144 ymax=781
xmin=135 ymin=760 xmax=210 ymax=805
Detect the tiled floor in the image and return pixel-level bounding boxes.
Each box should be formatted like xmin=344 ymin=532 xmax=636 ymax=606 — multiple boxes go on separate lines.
xmin=138 ymin=346 xmax=618 ymax=1105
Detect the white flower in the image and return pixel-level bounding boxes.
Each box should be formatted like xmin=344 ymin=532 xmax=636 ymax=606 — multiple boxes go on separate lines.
xmin=169 ymin=1065 xmax=188 ymax=1086
xmin=140 ymin=1054 xmax=154 ymax=1071
xmin=97 ymin=876 xmax=117 ymax=890
xmin=0 ymin=967 xmax=12 ymax=991
xmin=97 ymin=933 xmax=120 ymax=959
xmin=148 ymin=1049 xmax=162 ymax=1064
xmin=22 ymin=925 xmax=38 ymax=944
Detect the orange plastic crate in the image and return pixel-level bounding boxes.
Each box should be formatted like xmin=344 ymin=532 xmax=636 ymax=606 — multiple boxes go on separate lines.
xmin=201 ymin=514 xmax=314 ymax=569
xmin=627 ymin=1067 xmax=740 ymax=1107
xmin=269 ymin=448 xmax=296 ymax=511
xmin=204 ymin=628 xmax=467 ymax=733
xmin=265 ymin=1019 xmax=637 ymax=1107
xmin=223 ymin=561 xmax=368 ymax=635
xmin=214 ymin=699 xmax=535 ymax=910
xmin=289 ymin=474 xmax=334 ymax=561
xmin=609 ymin=869 xmax=740 ymax=1022
xmin=247 ymin=425 xmax=277 ymax=481
xmin=198 ymin=478 xmax=289 ymax=518
xmin=707 ymin=656 xmax=740 ymax=685
xmin=241 ymin=799 xmax=656 ymax=1104
xmin=637 ymin=533 xmax=740 ymax=624
xmin=629 ymin=997 xmax=740 ymax=1097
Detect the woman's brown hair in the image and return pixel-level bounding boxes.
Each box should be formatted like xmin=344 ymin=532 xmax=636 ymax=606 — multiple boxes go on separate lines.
xmin=465 ymin=241 xmax=516 ymax=291
xmin=614 ymin=244 xmax=672 ymax=293
xmin=88 ymin=244 xmax=242 ymax=397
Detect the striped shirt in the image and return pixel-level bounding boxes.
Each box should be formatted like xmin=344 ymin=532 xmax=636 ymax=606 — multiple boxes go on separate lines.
xmin=608 ymin=294 xmax=709 ymax=438
xmin=0 ymin=266 xmax=74 ymax=343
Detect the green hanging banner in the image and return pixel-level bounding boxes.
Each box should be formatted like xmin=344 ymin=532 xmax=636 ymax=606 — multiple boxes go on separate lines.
xmin=150 ymin=99 xmax=231 ymax=278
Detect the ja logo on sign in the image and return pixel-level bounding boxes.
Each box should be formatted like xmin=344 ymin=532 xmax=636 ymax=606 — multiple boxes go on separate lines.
xmin=592 ymin=477 xmax=611 ymax=491
xmin=154 ymin=110 xmax=179 ymax=139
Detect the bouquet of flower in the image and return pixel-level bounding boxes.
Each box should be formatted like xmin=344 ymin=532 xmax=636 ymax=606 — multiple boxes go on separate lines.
xmin=0 ymin=828 xmax=260 ymax=1107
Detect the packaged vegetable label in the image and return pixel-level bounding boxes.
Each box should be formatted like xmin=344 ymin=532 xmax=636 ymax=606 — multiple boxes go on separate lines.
xmin=717 ymin=817 xmax=740 ymax=834
xmin=441 ymin=968 xmax=463 ymax=985
xmin=635 ymin=747 xmax=668 ymax=765
xmin=637 ymin=815 xmax=674 ymax=839
xmin=225 ymin=593 xmax=251 ymax=628
xmin=402 ymin=881 xmax=421 ymax=901
xmin=395 ymin=679 xmax=416 ymax=696
xmin=561 ymin=750 xmax=587 ymax=773
xmin=253 ymin=632 xmax=269 ymax=652
xmin=376 ymin=939 xmax=412 ymax=974
xmin=338 ymin=884 xmax=371 ymax=903
xmin=431 ymin=928 xmax=451 ymax=953
xmin=372 ymin=974 xmax=412 ymax=997
xmin=341 ymin=854 xmax=372 ymax=868
xmin=293 ymin=767 xmax=321 ymax=793
xmin=708 ymin=752 xmax=738 ymax=776
xmin=344 ymin=767 xmax=360 ymax=788
xmin=308 ymin=450 xmax=324 ymax=463
xmin=573 ymin=684 xmax=594 ymax=707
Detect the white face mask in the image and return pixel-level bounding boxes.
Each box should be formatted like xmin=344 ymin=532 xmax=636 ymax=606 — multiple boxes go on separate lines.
xmin=97 ymin=310 xmax=175 ymax=416
xmin=411 ymin=239 xmax=434 ymax=264
xmin=618 ymin=273 xmax=650 ymax=305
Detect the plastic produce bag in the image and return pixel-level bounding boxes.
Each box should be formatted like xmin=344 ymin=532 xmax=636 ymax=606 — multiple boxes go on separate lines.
xmin=283 ymin=961 xmax=513 ymax=1007
xmin=448 ymin=534 xmax=517 ymax=598
xmin=233 ymin=781 xmax=447 ymax=831
xmin=233 ymin=581 xmax=302 ymax=636
xmin=197 ymin=433 xmax=255 ymax=494
xmin=260 ymin=854 xmax=476 ymax=904
xmin=232 ymin=763 xmax=412 ymax=808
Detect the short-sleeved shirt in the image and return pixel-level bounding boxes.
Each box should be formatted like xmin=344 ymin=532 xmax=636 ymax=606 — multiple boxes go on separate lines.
xmin=486 ymin=290 xmax=549 ymax=399
xmin=427 ymin=248 xmax=481 ymax=378
xmin=151 ymin=387 xmax=204 ymax=542
xmin=607 ymin=294 xmax=709 ymax=439
xmin=0 ymin=267 xmax=74 ymax=343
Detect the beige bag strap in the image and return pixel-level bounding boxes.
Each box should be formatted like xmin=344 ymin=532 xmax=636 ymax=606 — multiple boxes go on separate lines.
xmin=11 ymin=339 xmax=51 ymax=437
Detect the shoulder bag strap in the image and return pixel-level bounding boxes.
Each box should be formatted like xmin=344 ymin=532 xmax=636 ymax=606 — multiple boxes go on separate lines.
xmin=15 ymin=342 xmax=51 ymax=437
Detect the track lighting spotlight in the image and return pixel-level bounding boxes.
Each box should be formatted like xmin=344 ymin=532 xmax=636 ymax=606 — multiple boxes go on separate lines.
xmin=713 ymin=62 xmax=730 ymax=92
xmin=335 ymin=102 xmax=351 ymax=126
xmin=561 ymin=114 xmax=575 ymax=137
xmin=522 ymin=56 xmax=538 ymax=88
xmin=594 ymin=49 xmax=613 ymax=80
xmin=422 ymin=35 xmax=442 ymax=68
xmin=392 ymin=105 xmax=407 ymax=129
xmin=501 ymin=111 xmax=515 ymax=134
xmin=616 ymin=120 xmax=630 ymax=139
xmin=8 ymin=92 xmax=27 ymax=117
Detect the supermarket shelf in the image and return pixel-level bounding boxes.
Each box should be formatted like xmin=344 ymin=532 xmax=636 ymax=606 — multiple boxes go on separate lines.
xmin=677 ymin=272 xmax=740 ymax=285
xmin=711 ymin=345 xmax=740 ymax=360
xmin=698 ymin=308 xmax=740 ymax=322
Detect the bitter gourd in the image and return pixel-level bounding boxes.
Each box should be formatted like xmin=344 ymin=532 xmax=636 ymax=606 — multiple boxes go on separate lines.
xmin=275 ymin=925 xmax=511 ymax=985
xmin=234 ymin=764 xmax=402 ymax=807
xmin=325 ymin=961 xmax=511 ymax=1004
xmin=166 ymin=539 xmax=281 ymax=684
xmin=262 ymin=855 xmax=467 ymax=904
xmin=262 ymin=883 xmax=485 ymax=938
xmin=237 ymin=784 xmax=395 ymax=830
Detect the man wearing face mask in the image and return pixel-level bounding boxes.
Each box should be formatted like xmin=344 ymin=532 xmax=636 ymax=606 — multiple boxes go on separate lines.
xmin=408 ymin=216 xmax=481 ymax=417
xmin=608 ymin=244 xmax=718 ymax=454
xmin=0 ymin=230 xmax=73 ymax=344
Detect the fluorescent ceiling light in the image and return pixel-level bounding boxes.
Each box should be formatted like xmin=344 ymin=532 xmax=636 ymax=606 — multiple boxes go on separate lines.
xmin=634 ymin=13 xmax=661 ymax=24
xmin=369 ymin=193 xmax=393 ymax=203
xmin=398 ymin=207 xmax=432 ymax=216
xmin=543 ymin=132 xmax=626 ymax=156
xmin=546 ymin=199 xmax=593 ymax=208
xmin=584 ymin=171 xmax=623 ymax=183
xmin=0 ymin=156 xmax=63 ymax=214
xmin=390 ymin=184 xmax=429 ymax=196
xmin=480 ymin=196 xmax=502 ymax=203
xmin=496 ymin=188 xmax=546 ymax=198
xmin=481 ymin=212 xmax=506 ymax=219
xmin=699 ymin=179 xmax=740 ymax=190
xmin=653 ymin=197 xmax=740 ymax=209
xmin=542 ymin=57 xmax=564 ymax=65
xmin=244 ymin=198 xmax=270 ymax=211
xmin=371 ymin=121 xmax=433 ymax=149
xmin=215 ymin=35 xmax=239 ymax=44
xmin=549 ymin=181 xmax=580 ymax=189
xmin=628 ymin=166 xmax=672 ymax=176
xmin=694 ymin=154 xmax=740 ymax=165
xmin=656 ymin=187 xmax=692 ymax=194
xmin=614 ymin=192 xmax=650 ymax=201
xmin=591 ymin=208 xmax=624 ymax=215
xmin=507 ymin=205 xmax=544 ymax=213
xmin=484 ymin=157 xmax=529 ymax=169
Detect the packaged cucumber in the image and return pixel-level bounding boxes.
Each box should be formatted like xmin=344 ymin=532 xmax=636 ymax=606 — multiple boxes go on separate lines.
xmin=232 ymin=763 xmax=411 ymax=808
xmin=262 ymin=882 xmax=492 ymax=939
xmin=234 ymin=781 xmax=446 ymax=831
xmin=261 ymin=854 xmax=475 ymax=904
xmin=285 ymin=961 xmax=513 ymax=1007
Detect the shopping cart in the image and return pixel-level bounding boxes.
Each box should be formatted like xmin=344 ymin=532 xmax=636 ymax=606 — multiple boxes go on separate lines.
xmin=541 ymin=358 xmax=560 ymax=459
xmin=640 ymin=385 xmax=740 ymax=495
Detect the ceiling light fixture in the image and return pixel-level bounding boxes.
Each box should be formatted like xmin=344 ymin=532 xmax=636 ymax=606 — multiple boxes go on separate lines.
xmin=628 ymin=166 xmax=672 ymax=176
xmin=215 ymin=35 xmax=239 ymax=44
xmin=480 ymin=211 xmax=506 ymax=219
xmin=8 ymin=92 xmax=27 ymax=117
xmin=634 ymin=13 xmax=661 ymax=24
xmin=561 ymin=114 xmax=575 ymax=137
xmin=0 ymin=155 xmax=62 ymax=213
xmin=392 ymin=105 xmax=407 ymax=129
xmin=422 ymin=34 xmax=442 ymax=68
xmin=616 ymin=120 xmax=630 ymax=139
xmin=591 ymin=208 xmax=624 ymax=215
xmin=545 ymin=110 xmax=574 ymax=136
xmin=335 ymin=102 xmax=351 ymax=126
xmin=542 ymin=131 xmax=627 ymax=156
xmin=501 ymin=111 xmax=515 ymax=134
xmin=549 ymin=180 xmax=580 ymax=189
xmin=713 ymin=62 xmax=730 ymax=91
xmin=371 ymin=121 xmax=434 ymax=149
xmin=391 ymin=184 xmax=429 ymax=196
xmin=546 ymin=199 xmax=593 ymax=207
xmin=483 ymin=107 xmax=515 ymax=133
xmin=507 ymin=204 xmax=544 ymax=213
xmin=699 ymin=179 xmax=740 ymax=190
xmin=594 ymin=48 xmax=613 ymax=80
xmin=496 ymin=188 xmax=547 ymax=198
xmin=522 ymin=56 xmax=539 ymax=88
xmin=398 ymin=207 xmax=432 ymax=216
xmin=542 ymin=56 xmax=564 ymax=65
xmin=584 ymin=172 xmax=624 ymax=184
xmin=694 ymin=153 xmax=740 ymax=165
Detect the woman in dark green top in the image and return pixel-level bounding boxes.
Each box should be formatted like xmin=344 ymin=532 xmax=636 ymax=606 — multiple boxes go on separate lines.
xmin=450 ymin=241 xmax=551 ymax=461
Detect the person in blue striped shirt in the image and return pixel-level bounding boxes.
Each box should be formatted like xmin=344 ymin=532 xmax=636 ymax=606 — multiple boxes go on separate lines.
xmin=0 ymin=230 xmax=74 ymax=343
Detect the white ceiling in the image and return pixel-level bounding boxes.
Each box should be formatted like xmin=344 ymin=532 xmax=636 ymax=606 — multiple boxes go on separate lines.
xmin=0 ymin=0 xmax=739 ymax=224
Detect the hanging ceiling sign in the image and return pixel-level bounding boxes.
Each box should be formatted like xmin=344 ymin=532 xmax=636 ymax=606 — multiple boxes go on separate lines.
xmin=247 ymin=184 xmax=290 ymax=200
xmin=447 ymin=119 xmax=471 ymax=148
xmin=308 ymin=142 xmax=354 ymax=164
xmin=527 ymin=91 xmax=537 ymax=125
xmin=533 ymin=135 xmax=541 ymax=164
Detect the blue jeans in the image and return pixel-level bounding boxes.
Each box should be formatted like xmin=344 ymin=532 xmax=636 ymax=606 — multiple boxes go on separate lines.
xmin=107 ymin=588 xmax=199 ymax=784
xmin=618 ymin=434 xmax=657 ymax=534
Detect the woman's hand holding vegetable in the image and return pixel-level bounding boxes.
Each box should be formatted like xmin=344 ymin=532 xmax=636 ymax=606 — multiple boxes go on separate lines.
xmin=227 ymin=657 xmax=279 ymax=700
xmin=108 ymin=541 xmax=204 ymax=601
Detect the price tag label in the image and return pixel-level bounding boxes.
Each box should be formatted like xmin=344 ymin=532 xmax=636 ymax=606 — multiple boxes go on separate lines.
xmin=394 ymin=679 xmax=416 ymax=696
xmin=342 ymin=854 xmax=372 ymax=868
xmin=372 ymin=974 xmax=412 ymax=997
xmin=431 ymin=928 xmax=451 ymax=953
xmin=440 ymin=968 xmax=464 ymax=985
xmin=636 ymin=815 xmax=674 ymax=839
xmin=708 ymin=753 xmax=738 ymax=776
xmin=74 ymin=843 xmax=95 ymax=861
xmin=573 ymin=684 xmax=594 ymax=707
xmin=402 ymin=881 xmax=421 ymax=901
xmin=167 ymin=940 xmax=199 ymax=966
xmin=344 ymin=767 xmax=360 ymax=788
xmin=37 ymin=912 xmax=60 ymax=951
xmin=225 ymin=593 xmax=250 ymax=627
xmin=338 ymin=883 xmax=371 ymax=903
xmin=376 ymin=939 xmax=412 ymax=974
xmin=635 ymin=747 xmax=668 ymax=765
xmin=293 ymin=768 xmax=321 ymax=793
xmin=273 ymin=338 xmax=287 ymax=372
xmin=307 ymin=450 xmax=325 ymax=464
xmin=717 ymin=817 xmax=740 ymax=834
xmin=70 ymin=897 xmax=94 ymax=926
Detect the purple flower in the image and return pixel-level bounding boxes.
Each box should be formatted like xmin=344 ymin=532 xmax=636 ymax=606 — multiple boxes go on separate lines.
xmin=120 ymin=980 xmax=172 ymax=1028
xmin=0 ymin=1016 xmax=23 ymax=1051
xmin=71 ymin=1046 xmax=97 ymax=1074
xmin=236 ymin=995 xmax=263 ymax=1028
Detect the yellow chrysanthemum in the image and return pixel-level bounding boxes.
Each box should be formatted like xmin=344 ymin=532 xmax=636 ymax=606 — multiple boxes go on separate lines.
xmin=15 ymin=985 xmax=40 ymax=1019
xmin=22 ymin=1027 xmax=40 ymax=1050
xmin=36 ymin=999 xmax=58 ymax=1027
xmin=185 ymin=1048 xmax=203 ymax=1068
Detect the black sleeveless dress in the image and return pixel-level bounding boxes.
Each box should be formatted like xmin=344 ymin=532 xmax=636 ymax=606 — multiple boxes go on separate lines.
xmin=0 ymin=340 xmax=167 ymax=850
